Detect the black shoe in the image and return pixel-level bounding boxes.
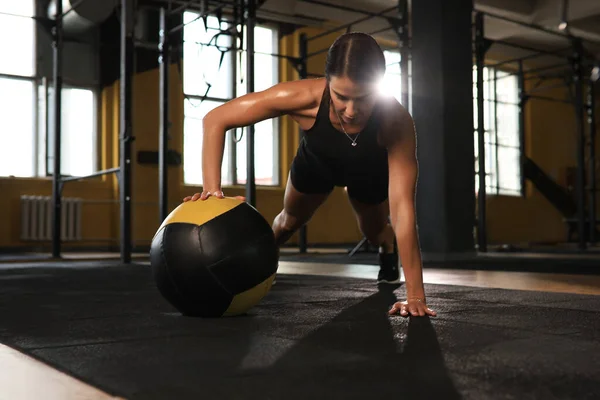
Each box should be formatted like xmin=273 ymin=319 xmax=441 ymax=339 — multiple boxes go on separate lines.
xmin=377 ymin=252 xmax=400 ymax=284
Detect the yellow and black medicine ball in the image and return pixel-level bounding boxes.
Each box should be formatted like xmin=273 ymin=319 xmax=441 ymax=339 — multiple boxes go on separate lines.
xmin=150 ymin=197 xmax=278 ymax=318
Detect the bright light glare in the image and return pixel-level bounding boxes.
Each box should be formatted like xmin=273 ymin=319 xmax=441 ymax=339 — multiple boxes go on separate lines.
xmin=378 ymin=50 xmax=402 ymax=103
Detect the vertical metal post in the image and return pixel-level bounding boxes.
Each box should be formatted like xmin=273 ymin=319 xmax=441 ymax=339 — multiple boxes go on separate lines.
xmin=474 ymin=12 xmax=487 ymax=252
xmin=297 ymin=33 xmax=308 ymax=254
xmin=51 ymin=0 xmax=63 ymax=259
xmin=493 ymin=69 xmax=500 ymax=195
xmin=588 ymin=78 xmax=596 ymax=244
xmin=517 ymin=61 xmax=527 ymax=197
xmin=159 ymin=7 xmax=169 ymax=223
xmin=120 ymin=0 xmax=134 ymax=263
xmin=230 ymin=1 xmax=240 ymax=185
xmin=572 ymin=39 xmax=586 ymax=250
xmin=245 ymin=0 xmax=256 ymax=207
xmin=398 ymin=0 xmax=409 ymax=108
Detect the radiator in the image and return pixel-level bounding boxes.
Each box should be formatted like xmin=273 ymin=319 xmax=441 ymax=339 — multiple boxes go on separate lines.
xmin=20 ymin=196 xmax=82 ymax=242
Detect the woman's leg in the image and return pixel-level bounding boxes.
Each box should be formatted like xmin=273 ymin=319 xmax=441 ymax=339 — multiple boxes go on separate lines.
xmin=347 ymin=196 xmax=394 ymax=253
xmin=272 ymin=172 xmax=331 ymax=247
xmin=347 ymin=192 xmax=400 ymax=284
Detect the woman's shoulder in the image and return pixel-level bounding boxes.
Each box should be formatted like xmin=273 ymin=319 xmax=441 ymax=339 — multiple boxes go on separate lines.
xmin=270 ymin=78 xmax=327 ymax=109
xmin=377 ymin=96 xmax=414 ymax=146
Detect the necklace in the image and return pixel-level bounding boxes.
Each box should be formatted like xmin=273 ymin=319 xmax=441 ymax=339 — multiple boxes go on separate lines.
xmin=331 ymin=100 xmax=360 ymax=147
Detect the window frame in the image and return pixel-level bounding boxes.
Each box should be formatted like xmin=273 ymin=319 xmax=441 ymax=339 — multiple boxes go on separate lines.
xmin=474 ymin=65 xmax=523 ymax=198
xmin=0 ymin=1 xmax=99 ymax=180
xmin=42 ymin=82 xmax=100 ymax=178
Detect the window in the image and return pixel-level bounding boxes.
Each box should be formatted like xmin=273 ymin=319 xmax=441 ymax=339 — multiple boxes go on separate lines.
xmin=0 ymin=1 xmax=98 ymax=179
xmin=473 ymin=66 xmax=522 ymax=196
xmin=45 ymin=86 xmax=98 ymax=177
xmin=0 ymin=1 xmax=36 ymax=177
xmin=0 ymin=78 xmax=36 ymax=177
xmin=183 ymin=12 xmax=279 ymax=187
xmin=0 ymin=1 xmax=35 ymax=77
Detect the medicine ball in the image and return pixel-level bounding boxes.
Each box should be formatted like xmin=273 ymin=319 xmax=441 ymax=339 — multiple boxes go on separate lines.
xmin=150 ymin=197 xmax=278 ymax=318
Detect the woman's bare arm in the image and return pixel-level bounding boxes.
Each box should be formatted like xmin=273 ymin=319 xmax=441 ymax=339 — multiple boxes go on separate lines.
xmin=384 ymin=100 xmax=436 ymax=317
xmin=201 ymin=80 xmax=318 ymax=195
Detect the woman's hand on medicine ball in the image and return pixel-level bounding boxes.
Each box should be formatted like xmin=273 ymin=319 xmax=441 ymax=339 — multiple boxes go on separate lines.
xmin=182 ymin=191 xmax=246 ymax=202
xmin=182 ymin=190 xmax=223 ymax=202
xmin=388 ymin=298 xmax=436 ymax=318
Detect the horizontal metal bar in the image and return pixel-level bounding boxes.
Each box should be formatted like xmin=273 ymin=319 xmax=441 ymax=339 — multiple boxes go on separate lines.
xmin=526 ymin=82 xmax=570 ymax=95
xmin=60 ymin=167 xmax=120 ymax=183
xmin=79 ymin=199 xmax=163 ymax=206
xmin=169 ymin=2 xmax=229 ymax=35
xmin=523 ymin=63 xmax=570 ymax=76
xmin=526 ymin=94 xmax=573 ymax=104
xmin=61 ymin=0 xmax=87 ymax=19
xmin=0 ymin=11 xmax=40 ymax=19
xmin=0 ymin=72 xmax=101 ymax=88
xmin=479 ymin=11 xmax=569 ymax=40
xmin=369 ymin=26 xmax=394 ymax=36
xmin=307 ymin=5 xmax=397 ymax=42
xmin=306 ymin=47 xmax=330 ymax=58
xmin=0 ymin=72 xmax=36 ymax=81
xmin=170 ymin=0 xmax=202 ymax=15
xmin=185 ymin=93 xmax=232 ymax=102
xmin=494 ymin=41 xmax=571 ymax=57
xmin=298 ymin=0 xmax=402 ymax=24
xmin=488 ymin=42 xmax=571 ymax=68
xmin=472 ymin=97 xmax=520 ymax=106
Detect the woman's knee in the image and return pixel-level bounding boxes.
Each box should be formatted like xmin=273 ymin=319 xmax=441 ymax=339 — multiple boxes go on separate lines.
xmin=276 ymin=210 xmax=307 ymax=233
xmin=360 ymin=219 xmax=389 ymax=243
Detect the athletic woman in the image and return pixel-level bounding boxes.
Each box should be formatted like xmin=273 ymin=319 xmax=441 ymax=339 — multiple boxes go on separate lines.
xmin=184 ymin=32 xmax=436 ymax=318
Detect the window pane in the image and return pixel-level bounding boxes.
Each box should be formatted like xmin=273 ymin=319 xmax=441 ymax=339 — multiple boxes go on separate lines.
xmin=497 ymin=103 xmax=520 ymax=147
xmin=473 ymin=66 xmax=522 ymax=196
xmin=235 ymin=25 xmax=279 ymax=186
xmin=237 ymin=25 xmax=279 ymax=95
xmin=497 ymin=147 xmax=521 ymax=193
xmin=496 ymin=74 xmax=519 ymax=104
xmin=236 ymin=119 xmax=276 ymax=185
xmin=255 ymin=26 xmax=274 ymax=54
xmin=46 ymin=87 xmax=97 ymax=176
xmin=0 ymin=9 xmax=35 ymax=76
xmin=183 ymin=13 xmax=232 ymax=99
xmin=0 ymin=0 xmax=34 ymax=15
xmin=183 ymin=99 xmax=232 ymax=185
xmin=254 ymin=26 xmax=276 ymax=92
xmin=62 ymin=88 xmax=96 ymax=176
xmin=0 ymin=78 xmax=35 ymax=177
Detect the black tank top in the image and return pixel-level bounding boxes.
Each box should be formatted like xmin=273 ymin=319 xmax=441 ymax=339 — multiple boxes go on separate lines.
xmin=298 ymin=83 xmax=389 ymax=186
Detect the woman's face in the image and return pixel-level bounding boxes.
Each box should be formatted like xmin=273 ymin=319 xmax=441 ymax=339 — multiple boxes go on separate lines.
xmin=328 ymin=75 xmax=379 ymax=126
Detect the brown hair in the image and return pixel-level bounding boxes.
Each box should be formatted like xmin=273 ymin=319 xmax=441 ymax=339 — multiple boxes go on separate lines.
xmin=325 ymin=32 xmax=386 ymax=83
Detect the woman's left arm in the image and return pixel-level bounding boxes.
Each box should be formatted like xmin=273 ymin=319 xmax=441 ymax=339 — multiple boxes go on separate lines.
xmin=385 ymin=102 xmax=436 ymax=318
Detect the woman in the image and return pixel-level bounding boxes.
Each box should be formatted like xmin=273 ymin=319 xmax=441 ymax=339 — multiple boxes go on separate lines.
xmin=184 ymin=32 xmax=436 ymax=318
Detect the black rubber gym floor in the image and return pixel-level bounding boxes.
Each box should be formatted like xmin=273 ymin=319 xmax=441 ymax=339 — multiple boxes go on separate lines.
xmin=0 ymin=260 xmax=599 ymax=400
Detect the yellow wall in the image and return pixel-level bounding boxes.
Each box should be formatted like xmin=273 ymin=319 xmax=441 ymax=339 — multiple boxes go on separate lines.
xmin=2 ymin=23 xmax=599 ymax=252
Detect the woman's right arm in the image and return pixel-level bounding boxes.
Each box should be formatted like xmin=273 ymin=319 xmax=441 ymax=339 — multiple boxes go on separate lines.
xmin=200 ymin=80 xmax=317 ymax=198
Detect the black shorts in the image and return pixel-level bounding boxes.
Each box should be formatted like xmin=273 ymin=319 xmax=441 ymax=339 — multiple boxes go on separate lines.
xmin=289 ymin=154 xmax=389 ymax=205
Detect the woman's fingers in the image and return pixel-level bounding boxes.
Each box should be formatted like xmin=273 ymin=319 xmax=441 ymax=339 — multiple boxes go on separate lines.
xmin=184 ymin=192 xmax=244 ymax=203
xmin=388 ymin=301 xmax=437 ymax=318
